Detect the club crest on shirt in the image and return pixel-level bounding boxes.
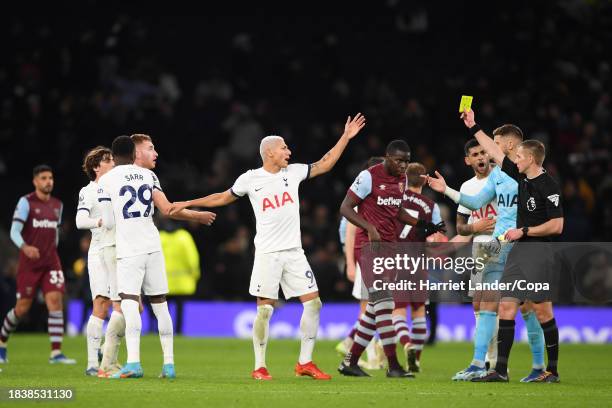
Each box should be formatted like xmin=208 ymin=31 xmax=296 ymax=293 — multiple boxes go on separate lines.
xmin=527 ymin=197 xmax=536 ymax=211
xmin=379 ymin=184 xmax=386 ymax=190
xmin=399 ymin=183 xmax=404 ymax=193
xmin=35 ymin=208 xmax=41 ymax=214
xmin=547 ymin=194 xmax=559 ymax=207
xmin=54 ymin=208 xmax=61 ymax=218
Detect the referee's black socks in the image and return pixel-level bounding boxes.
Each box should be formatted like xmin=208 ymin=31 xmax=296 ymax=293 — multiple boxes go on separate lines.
xmin=541 ymin=318 xmax=559 ymax=376
xmin=495 ymin=319 xmax=515 ymax=376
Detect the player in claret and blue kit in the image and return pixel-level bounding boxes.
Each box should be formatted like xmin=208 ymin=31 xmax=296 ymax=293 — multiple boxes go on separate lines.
xmin=337 ymin=141 xmax=445 ymax=378
xmin=0 ymin=165 xmax=76 ymax=365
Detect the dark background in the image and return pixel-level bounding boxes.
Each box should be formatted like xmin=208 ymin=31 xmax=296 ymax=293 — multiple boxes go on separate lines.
xmin=1 ymin=2 xmax=611 ymax=310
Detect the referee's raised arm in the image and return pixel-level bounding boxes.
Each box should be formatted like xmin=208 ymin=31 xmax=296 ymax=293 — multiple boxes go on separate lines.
xmin=460 ymin=109 xmax=505 ymax=166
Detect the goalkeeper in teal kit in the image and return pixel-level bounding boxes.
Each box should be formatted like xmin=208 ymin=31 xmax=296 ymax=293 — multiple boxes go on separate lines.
xmin=425 ymin=124 xmax=546 ymax=383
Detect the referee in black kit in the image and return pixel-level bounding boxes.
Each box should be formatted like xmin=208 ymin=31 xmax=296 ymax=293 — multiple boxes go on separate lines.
xmin=461 ymin=108 xmax=564 ymax=383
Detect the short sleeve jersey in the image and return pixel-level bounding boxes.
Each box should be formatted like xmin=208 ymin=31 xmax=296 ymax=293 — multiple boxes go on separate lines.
xmin=97 ymin=164 xmax=162 ymax=258
xmin=231 ymin=163 xmax=310 ymax=254
xmin=77 ymin=181 xmax=116 ymax=255
xmin=458 ymin=175 xmax=498 ymax=243
xmin=501 ymin=156 xmax=563 ymax=242
xmin=13 ymin=193 xmax=62 ymax=267
xmin=397 ymin=190 xmax=436 ymax=242
xmin=348 ymin=163 xmax=407 ymax=249
xmin=458 ymin=165 xmax=518 ymax=237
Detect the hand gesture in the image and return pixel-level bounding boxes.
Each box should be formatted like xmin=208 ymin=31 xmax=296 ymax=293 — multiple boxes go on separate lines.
xmin=342 ymin=113 xmax=366 ymax=140
xmin=504 ymin=228 xmax=523 ymax=241
xmin=432 ymin=221 xmax=447 ymax=235
xmin=473 ymin=217 xmax=496 ymax=234
xmin=197 ymin=211 xmax=217 ymax=226
xmin=422 ymin=220 xmax=447 ymax=236
xmin=169 ymin=201 xmax=190 ymax=216
xmin=22 ymin=244 xmax=40 ymax=260
xmin=422 ymin=171 xmax=447 ymax=193
xmin=460 ymin=109 xmax=476 ymax=128
xmin=367 ymin=226 xmax=381 ymax=242
xmin=367 ymin=226 xmax=382 ymax=252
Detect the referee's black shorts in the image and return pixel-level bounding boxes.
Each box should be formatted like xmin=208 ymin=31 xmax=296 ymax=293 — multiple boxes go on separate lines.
xmin=500 ymin=242 xmax=558 ymax=302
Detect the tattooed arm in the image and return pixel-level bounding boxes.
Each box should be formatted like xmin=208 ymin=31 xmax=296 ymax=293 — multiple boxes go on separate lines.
xmin=309 ymin=113 xmax=366 ymax=178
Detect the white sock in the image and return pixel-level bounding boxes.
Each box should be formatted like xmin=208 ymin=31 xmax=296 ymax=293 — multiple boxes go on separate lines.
xmin=101 ymin=311 xmax=125 ymax=369
xmin=365 ymin=337 xmax=377 ymax=363
xmin=86 ymin=315 xmax=104 ymax=368
xmin=253 ymin=304 xmax=273 ymax=370
xmin=121 ymin=299 xmax=141 ymax=364
xmin=342 ymin=336 xmax=354 ymax=349
xmin=298 ymin=298 xmax=321 ymax=365
xmin=151 ymin=302 xmax=174 ymax=365
xmin=486 ymin=316 xmax=499 ymax=369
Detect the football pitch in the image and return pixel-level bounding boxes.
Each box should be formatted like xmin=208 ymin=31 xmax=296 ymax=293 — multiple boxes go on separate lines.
xmin=1 ymin=335 xmax=611 ymax=407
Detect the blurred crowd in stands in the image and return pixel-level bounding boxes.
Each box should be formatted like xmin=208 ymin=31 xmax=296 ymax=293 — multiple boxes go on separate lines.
xmin=1 ymin=2 xmax=611 ymax=309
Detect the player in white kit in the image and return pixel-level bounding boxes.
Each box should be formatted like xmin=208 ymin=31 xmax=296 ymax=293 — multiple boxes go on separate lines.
xmin=451 ymin=138 xmax=499 ymax=380
xmin=97 ymin=133 xmax=215 ymax=377
xmin=75 ymin=146 xmax=120 ymax=376
xmin=171 ymin=113 xmax=366 ymax=380
xmin=457 ymin=139 xmax=498 ymax=300
xmin=98 ymin=135 xmax=215 ymax=379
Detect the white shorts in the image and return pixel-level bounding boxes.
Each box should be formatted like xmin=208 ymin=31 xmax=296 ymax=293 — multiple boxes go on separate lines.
xmin=351 ymin=263 xmax=368 ymax=300
xmin=88 ymin=246 xmax=119 ymax=301
xmin=116 ymin=251 xmax=168 ymax=297
xmin=249 ymin=247 xmax=318 ymax=300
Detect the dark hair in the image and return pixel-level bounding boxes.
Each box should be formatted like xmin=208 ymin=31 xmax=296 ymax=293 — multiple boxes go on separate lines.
xmin=407 ymin=162 xmax=427 ymax=187
xmin=520 ymin=139 xmax=546 ymax=165
xmin=111 ymin=135 xmax=135 ymax=161
xmin=386 ymin=139 xmax=411 ymax=155
xmin=492 ymin=124 xmax=523 ymax=141
xmin=464 ymin=138 xmax=481 ymax=156
xmin=33 ymin=164 xmax=52 ymax=177
xmin=364 ymin=156 xmax=384 ymax=169
xmin=82 ymin=146 xmax=112 ymax=181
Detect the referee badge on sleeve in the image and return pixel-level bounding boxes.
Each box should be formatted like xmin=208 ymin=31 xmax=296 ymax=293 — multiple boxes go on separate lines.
xmin=547 ymin=194 xmax=559 ymax=207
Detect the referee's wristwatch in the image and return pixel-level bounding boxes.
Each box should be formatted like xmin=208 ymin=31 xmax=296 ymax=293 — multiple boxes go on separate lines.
xmin=522 ymin=226 xmax=529 ymax=237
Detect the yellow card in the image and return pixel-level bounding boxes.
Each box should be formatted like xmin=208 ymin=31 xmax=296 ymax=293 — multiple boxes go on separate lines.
xmin=459 ymin=95 xmax=473 ymax=113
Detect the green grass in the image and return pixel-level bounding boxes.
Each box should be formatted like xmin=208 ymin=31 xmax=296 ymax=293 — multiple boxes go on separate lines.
xmin=0 ymin=335 xmax=611 ymax=407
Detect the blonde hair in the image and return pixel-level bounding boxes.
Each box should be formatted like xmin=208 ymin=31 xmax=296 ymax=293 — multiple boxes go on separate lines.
xmin=407 ymin=162 xmax=427 ymax=187
xmin=520 ymin=139 xmax=546 ymax=165
xmin=259 ymin=135 xmax=284 ymax=161
xmin=492 ymin=124 xmax=523 ymax=141
xmin=130 ymin=133 xmax=152 ymax=145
